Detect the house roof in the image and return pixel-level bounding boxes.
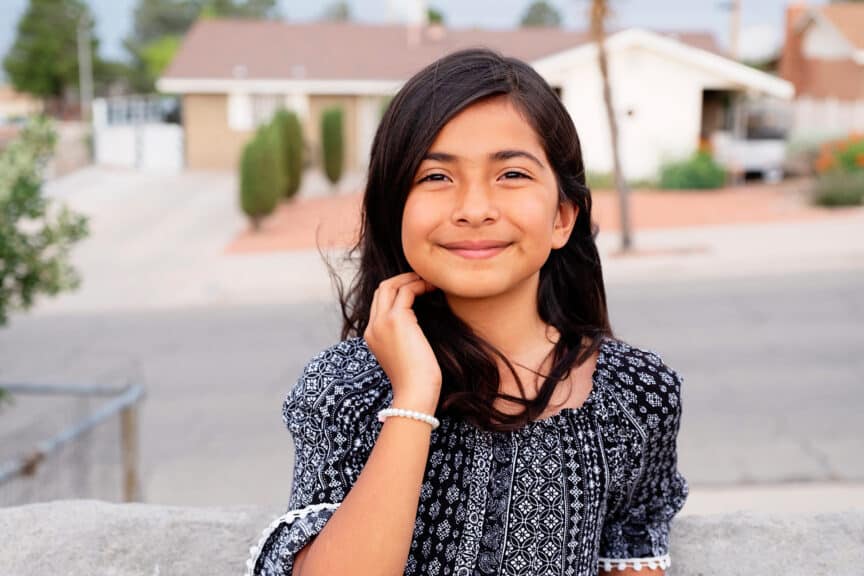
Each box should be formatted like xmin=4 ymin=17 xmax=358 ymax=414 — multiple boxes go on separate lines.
xmin=161 ymin=19 xmax=722 ymax=82
xmin=817 ymin=3 xmax=864 ymax=51
xmin=532 ymin=28 xmax=793 ymax=99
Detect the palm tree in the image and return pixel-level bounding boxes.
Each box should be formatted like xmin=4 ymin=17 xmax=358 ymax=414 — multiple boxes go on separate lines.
xmin=590 ymin=0 xmax=633 ymax=252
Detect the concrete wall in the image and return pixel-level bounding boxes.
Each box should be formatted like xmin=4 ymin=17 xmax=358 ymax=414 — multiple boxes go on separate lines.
xmin=1 ymin=500 xmax=862 ymax=575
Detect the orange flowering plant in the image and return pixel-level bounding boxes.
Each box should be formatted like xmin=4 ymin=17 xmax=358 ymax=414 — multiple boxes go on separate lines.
xmin=811 ymin=133 xmax=864 ymax=207
xmin=814 ymin=133 xmax=864 ymax=174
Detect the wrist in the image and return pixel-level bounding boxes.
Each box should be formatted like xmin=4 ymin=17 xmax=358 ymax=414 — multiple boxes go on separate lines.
xmin=391 ymin=395 xmax=439 ymax=416
xmin=378 ymin=406 xmax=440 ymax=430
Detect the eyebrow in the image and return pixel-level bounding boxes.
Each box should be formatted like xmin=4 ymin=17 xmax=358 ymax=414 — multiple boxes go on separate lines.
xmin=422 ymin=149 xmax=545 ymax=169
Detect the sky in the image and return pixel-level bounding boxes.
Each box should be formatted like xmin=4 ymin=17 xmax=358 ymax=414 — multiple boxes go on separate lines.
xmin=0 ymin=0 xmax=829 ymax=71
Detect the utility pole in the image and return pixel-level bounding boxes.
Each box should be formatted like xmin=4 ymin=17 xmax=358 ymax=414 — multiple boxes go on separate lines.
xmin=721 ymin=0 xmax=742 ymax=60
xmin=76 ymin=12 xmax=94 ymax=122
xmin=591 ymin=0 xmax=632 ymax=253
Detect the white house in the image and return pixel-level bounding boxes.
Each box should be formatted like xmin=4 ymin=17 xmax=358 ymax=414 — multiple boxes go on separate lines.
xmin=157 ymin=19 xmax=793 ymax=180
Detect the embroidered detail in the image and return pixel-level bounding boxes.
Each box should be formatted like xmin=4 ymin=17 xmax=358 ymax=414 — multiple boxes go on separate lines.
xmin=245 ymin=502 xmax=340 ymax=576
xmin=597 ymin=554 xmax=671 ymax=572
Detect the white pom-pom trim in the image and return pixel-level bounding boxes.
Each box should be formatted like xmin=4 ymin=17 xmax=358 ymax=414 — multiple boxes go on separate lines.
xmin=245 ymin=502 xmax=340 ymax=576
xmin=598 ymin=554 xmax=671 ymax=572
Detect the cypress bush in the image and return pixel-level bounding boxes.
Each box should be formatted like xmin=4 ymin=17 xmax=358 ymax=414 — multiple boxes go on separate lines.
xmin=239 ymin=128 xmax=281 ymax=231
xmin=659 ymin=151 xmax=727 ymax=190
xmin=264 ymin=121 xmax=288 ymax=201
xmin=272 ymin=109 xmax=303 ymax=199
xmin=321 ymin=106 xmax=344 ymax=188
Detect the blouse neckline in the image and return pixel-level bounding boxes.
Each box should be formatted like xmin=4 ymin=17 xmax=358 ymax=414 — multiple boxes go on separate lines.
xmin=450 ymin=334 xmax=611 ymax=436
xmin=519 ymin=334 xmax=609 ymax=428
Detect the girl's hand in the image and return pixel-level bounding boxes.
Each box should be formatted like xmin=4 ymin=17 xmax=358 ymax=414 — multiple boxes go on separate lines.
xmin=364 ymin=272 xmax=441 ymax=414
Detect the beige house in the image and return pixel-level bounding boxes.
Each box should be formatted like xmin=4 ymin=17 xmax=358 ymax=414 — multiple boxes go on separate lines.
xmin=157 ymin=19 xmax=789 ymax=179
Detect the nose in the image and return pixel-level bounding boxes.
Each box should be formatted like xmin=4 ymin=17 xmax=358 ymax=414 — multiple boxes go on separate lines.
xmin=451 ymin=180 xmax=499 ymax=225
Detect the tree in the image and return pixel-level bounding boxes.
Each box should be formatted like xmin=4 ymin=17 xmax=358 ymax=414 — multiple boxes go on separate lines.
xmin=124 ymin=0 xmax=196 ymax=91
xmin=3 ymin=0 xmax=101 ymax=114
xmin=590 ymin=0 xmax=633 ymax=252
xmin=125 ymin=0 xmax=280 ymax=92
xmin=321 ymin=1 xmax=351 ymax=22
xmin=428 ymin=7 xmax=445 ymax=24
xmin=0 ymin=116 xmax=89 ymax=328
xmin=520 ymin=0 xmax=562 ymax=27
xmin=198 ymin=0 xmax=280 ymax=19
xmin=139 ymin=35 xmax=183 ymax=81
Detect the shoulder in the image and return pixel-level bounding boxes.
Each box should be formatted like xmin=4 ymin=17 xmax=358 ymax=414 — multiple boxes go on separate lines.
xmin=599 ymin=336 xmax=684 ymax=430
xmin=282 ymin=336 xmax=392 ymax=434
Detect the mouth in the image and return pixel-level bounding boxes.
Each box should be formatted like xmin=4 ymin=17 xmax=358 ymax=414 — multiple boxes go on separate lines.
xmin=441 ymin=242 xmax=513 ymax=260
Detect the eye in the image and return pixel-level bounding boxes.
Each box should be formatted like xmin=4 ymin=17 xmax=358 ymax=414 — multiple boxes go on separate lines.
xmin=418 ymin=173 xmax=450 ymax=184
xmin=501 ymin=171 xmax=530 ymax=180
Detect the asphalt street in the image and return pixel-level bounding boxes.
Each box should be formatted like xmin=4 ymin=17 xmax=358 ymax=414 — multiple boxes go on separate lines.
xmin=1 ymin=167 xmax=862 ymax=515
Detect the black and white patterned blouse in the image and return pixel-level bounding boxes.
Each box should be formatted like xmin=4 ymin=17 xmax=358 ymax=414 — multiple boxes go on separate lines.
xmin=246 ymin=334 xmax=689 ymax=575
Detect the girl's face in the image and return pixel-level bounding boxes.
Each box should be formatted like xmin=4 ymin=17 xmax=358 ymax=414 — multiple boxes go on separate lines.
xmin=402 ymin=95 xmax=577 ymax=300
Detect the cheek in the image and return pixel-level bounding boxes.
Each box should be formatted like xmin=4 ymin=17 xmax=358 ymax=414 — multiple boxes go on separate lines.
xmin=506 ymin=197 xmax=557 ymax=245
xmin=401 ymin=196 xmax=435 ymax=262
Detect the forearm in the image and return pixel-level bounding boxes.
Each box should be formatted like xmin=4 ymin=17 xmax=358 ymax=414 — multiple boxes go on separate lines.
xmin=295 ymin=412 xmax=433 ymax=576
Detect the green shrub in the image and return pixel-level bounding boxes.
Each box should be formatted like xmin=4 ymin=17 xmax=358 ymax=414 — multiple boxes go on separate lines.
xmin=812 ymin=171 xmax=864 ymax=207
xmin=239 ymin=128 xmax=281 ymax=230
xmin=262 ymin=122 xmax=287 ymax=201
xmin=586 ymin=171 xmax=615 ymax=190
xmin=0 ymin=115 xmax=89 ymax=328
xmin=321 ymin=106 xmax=344 ymax=187
xmin=659 ymin=151 xmax=726 ymax=190
xmin=271 ymin=109 xmax=303 ymax=199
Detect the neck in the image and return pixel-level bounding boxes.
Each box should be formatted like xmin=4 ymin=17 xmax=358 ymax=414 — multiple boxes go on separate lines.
xmin=444 ymin=272 xmax=556 ymax=361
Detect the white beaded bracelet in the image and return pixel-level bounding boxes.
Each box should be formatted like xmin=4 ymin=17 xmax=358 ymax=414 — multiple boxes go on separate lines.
xmin=377 ymin=407 xmax=440 ymax=430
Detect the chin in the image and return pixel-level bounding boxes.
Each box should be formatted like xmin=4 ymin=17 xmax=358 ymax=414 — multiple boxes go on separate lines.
xmin=432 ymin=273 xmax=517 ymax=300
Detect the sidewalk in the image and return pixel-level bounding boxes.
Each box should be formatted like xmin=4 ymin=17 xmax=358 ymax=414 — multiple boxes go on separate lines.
xmin=681 ymin=482 xmax=864 ymax=516
xmin=29 ymin=167 xmax=864 ymax=315
xmin=225 ymin=177 xmax=853 ymax=254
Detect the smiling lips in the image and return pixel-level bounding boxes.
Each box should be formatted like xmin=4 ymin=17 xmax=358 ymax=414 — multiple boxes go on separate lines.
xmin=441 ymin=240 xmax=512 ymax=259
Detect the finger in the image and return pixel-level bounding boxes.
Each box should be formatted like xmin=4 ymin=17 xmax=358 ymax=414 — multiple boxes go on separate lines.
xmin=369 ymin=286 xmax=379 ymax=322
xmin=392 ymin=278 xmax=433 ymax=310
xmin=376 ymin=273 xmax=420 ymax=310
xmin=380 ymin=272 xmax=420 ymax=291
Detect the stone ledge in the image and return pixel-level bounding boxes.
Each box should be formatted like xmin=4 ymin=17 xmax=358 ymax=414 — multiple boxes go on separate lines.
xmin=1 ymin=500 xmax=862 ymax=575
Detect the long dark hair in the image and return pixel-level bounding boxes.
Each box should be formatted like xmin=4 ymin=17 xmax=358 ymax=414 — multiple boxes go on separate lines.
xmin=323 ymin=47 xmax=613 ymax=432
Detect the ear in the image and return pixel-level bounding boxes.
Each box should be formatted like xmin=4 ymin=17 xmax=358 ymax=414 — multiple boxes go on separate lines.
xmin=551 ymin=200 xmax=578 ymax=249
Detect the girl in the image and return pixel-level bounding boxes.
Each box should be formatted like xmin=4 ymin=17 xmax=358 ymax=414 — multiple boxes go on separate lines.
xmin=247 ymin=48 xmax=688 ymax=576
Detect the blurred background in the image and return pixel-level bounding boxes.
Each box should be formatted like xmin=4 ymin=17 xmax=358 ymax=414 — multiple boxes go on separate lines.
xmin=0 ymin=0 xmax=862 ymax=520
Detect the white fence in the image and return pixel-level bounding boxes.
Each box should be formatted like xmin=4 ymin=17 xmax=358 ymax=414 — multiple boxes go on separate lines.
xmin=791 ymin=97 xmax=864 ymax=139
xmin=92 ymin=97 xmax=184 ymax=171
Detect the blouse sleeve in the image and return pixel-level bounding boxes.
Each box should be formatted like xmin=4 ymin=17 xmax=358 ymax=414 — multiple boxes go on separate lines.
xmin=597 ymin=362 xmax=689 ymax=573
xmin=246 ymin=345 xmax=389 ymax=576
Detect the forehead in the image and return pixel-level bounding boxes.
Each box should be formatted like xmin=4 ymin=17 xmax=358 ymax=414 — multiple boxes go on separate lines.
xmin=426 ymin=96 xmax=545 ymax=156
